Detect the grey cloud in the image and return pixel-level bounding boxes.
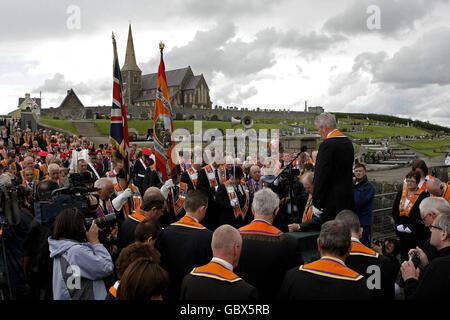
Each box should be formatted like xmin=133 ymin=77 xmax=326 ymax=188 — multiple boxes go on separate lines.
xmin=371 ymin=28 xmax=450 ymax=88
xmin=323 ymin=0 xmax=445 ymax=36
xmin=212 ymin=83 xmax=258 ymax=106
xmin=33 ymin=73 xmax=110 ymax=104
xmin=141 ymin=23 xmax=346 ymax=82
xmin=0 ymin=0 xmax=283 ymax=43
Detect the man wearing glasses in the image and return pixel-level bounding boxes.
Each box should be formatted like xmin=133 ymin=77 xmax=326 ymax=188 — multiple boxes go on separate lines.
xmin=418 ymin=197 xmax=450 ymax=261
xmin=401 ymin=214 xmax=450 ymax=299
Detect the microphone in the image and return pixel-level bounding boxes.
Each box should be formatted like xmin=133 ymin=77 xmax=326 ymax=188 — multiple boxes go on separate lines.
xmin=300 ymin=146 xmax=307 ymax=153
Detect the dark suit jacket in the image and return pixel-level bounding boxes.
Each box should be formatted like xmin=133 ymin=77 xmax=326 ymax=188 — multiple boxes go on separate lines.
xmin=278 ymin=265 xmax=372 ymax=300
xmin=215 ymin=184 xmax=252 ymax=230
xmin=404 ymin=246 xmax=450 ymax=300
xmin=180 ymin=273 xmax=258 ymax=300
xmin=145 ymin=168 xmax=164 ymax=189
xmin=235 ymin=224 xmax=303 ymax=299
xmin=196 ymin=168 xmax=229 ymax=231
xmin=180 ymin=171 xmax=195 ymax=190
xmin=313 ymin=134 xmax=355 ymax=223
xmin=158 ymin=223 xmax=213 ymax=300
xmin=346 ymin=241 xmax=396 ymax=300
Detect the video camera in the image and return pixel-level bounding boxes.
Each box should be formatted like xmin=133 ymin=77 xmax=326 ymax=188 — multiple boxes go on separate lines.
xmin=0 ymin=176 xmax=32 ymax=226
xmin=34 ymin=172 xmax=98 ymax=224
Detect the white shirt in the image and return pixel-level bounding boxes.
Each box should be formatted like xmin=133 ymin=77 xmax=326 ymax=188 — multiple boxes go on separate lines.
xmin=211 ymin=257 xmax=233 ymax=271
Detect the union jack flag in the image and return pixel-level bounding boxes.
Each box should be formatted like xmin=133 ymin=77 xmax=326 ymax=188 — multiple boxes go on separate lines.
xmin=109 ymin=33 xmax=130 ymax=180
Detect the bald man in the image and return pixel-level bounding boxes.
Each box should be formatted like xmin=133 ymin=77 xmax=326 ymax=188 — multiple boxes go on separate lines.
xmin=426 ymin=177 xmax=450 ymax=203
xmin=180 ymin=224 xmax=258 ymax=300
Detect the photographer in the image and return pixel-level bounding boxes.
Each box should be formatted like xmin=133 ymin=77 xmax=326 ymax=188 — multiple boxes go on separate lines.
xmin=271 ymin=164 xmax=308 ymax=233
xmin=0 ymin=173 xmax=33 ymax=299
xmin=48 ymin=207 xmax=114 ymax=300
xmin=23 ymin=180 xmax=60 ymax=300
xmin=401 ymin=214 xmax=450 ymax=299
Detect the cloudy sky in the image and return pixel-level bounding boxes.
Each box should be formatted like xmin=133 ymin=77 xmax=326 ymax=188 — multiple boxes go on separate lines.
xmin=1 ymin=0 xmax=449 ymax=127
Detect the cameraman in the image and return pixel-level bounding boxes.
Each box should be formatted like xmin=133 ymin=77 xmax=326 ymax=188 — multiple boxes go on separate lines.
xmin=0 ymin=173 xmax=33 ymax=299
xmin=23 ymin=180 xmax=60 ymax=300
xmin=270 ymin=165 xmax=307 ymax=233
xmin=91 ymin=178 xmax=120 ymax=260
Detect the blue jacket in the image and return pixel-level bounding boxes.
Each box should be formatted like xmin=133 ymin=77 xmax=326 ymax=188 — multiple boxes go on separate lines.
xmin=353 ymin=176 xmax=375 ymax=226
xmin=48 ymin=237 xmax=114 ymax=300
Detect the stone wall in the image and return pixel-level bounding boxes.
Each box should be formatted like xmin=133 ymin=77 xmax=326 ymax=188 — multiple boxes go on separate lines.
xmin=41 ymin=104 xmax=319 ymax=122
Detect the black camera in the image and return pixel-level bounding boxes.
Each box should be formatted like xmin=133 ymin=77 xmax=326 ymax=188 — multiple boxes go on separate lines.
xmin=85 ymin=213 xmax=116 ymax=230
xmin=69 ymin=172 xmax=93 ymax=187
xmin=372 ymin=239 xmax=383 ymax=247
xmin=409 ymin=252 xmax=420 ymax=268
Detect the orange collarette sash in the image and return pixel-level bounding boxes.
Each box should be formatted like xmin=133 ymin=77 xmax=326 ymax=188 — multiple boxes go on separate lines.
xmin=128 ymin=209 xmax=147 ymax=223
xmin=109 ymin=281 xmax=120 ymax=299
xmin=187 ymin=167 xmax=198 ymax=188
xmin=173 ymin=182 xmax=188 ymax=215
xmin=326 ymin=129 xmax=346 ymax=139
xmin=302 ymin=194 xmax=314 ymax=223
xmin=239 ymin=219 xmax=282 ymax=236
xmin=191 ymin=261 xmax=242 ymax=283
xmin=114 ymin=183 xmax=141 ymax=218
xmin=430 ymin=182 xmax=450 ymax=202
xmin=399 ymin=185 xmax=420 ymax=217
xmin=225 ymin=183 xmax=250 ymax=219
xmin=204 ymin=164 xmax=227 ymax=188
xmin=350 ymin=239 xmax=379 ymax=258
xmin=171 ymin=215 xmax=206 ymax=230
xmin=299 ymin=256 xmax=363 ymax=281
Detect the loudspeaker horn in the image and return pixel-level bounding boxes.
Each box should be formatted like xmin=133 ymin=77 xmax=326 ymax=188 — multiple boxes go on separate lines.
xmin=231 ymin=117 xmax=241 ymax=127
xmin=241 ymin=115 xmax=254 ymax=129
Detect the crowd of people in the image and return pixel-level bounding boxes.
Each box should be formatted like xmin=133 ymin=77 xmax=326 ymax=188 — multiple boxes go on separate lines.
xmin=0 ymin=113 xmax=449 ymax=301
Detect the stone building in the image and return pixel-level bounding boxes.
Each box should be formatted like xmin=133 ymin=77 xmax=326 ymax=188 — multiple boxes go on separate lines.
xmin=8 ymin=93 xmax=42 ymax=118
xmin=121 ymin=24 xmax=212 ymax=111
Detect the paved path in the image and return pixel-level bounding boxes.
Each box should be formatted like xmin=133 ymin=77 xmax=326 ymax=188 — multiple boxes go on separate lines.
xmin=72 ymin=121 xmax=109 ymax=145
xmin=367 ymin=155 xmax=445 ymax=183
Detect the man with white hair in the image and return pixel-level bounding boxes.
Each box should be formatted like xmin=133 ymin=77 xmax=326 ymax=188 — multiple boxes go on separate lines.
xmin=288 ymin=172 xmax=322 ymax=232
xmin=426 ymin=177 xmax=450 ymax=203
xmin=313 ymin=112 xmax=354 ymax=224
xmin=235 ymin=188 xmax=303 ymax=299
xmin=180 ymin=224 xmax=258 ymax=300
xmin=418 ymin=197 xmax=450 ymax=261
xmin=246 ymin=165 xmax=265 ymax=201
xmin=44 ymin=163 xmax=61 ymax=186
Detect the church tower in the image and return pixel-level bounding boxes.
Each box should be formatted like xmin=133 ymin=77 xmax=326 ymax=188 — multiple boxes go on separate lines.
xmin=121 ymin=24 xmax=142 ymax=108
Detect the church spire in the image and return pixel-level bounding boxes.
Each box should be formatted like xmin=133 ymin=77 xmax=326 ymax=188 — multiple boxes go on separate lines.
xmin=121 ymin=24 xmax=141 ymax=72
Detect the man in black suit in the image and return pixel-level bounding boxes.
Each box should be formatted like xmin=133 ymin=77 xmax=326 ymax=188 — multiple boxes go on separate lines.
xmin=179 ymin=224 xmax=258 ymax=300
xmin=235 ymin=188 xmax=303 ymax=299
xmin=336 ymin=210 xmax=396 ymax=300
xmin=215 ymin=166 xmax=252 ymax=229
xmin=313 ymin=112 xmax=355 ymax=224
xmin=157 ymin=190 xmax=213 ymax=300
xmin=278 ymin=220 xmax=372 ymax=300
xmin=196 ymin=155 xmax=230 ymax=230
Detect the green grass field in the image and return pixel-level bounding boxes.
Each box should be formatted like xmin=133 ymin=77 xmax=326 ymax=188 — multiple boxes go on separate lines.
xmin=39 ymin=118 xmax=78 ymax=135
xmin=94 ymin=120 xmax=293 ymax=136
xmin=345 ymin=126 xmax=428 ymax=139
xmin=400 ymin=138 xmax=450 ymax=157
